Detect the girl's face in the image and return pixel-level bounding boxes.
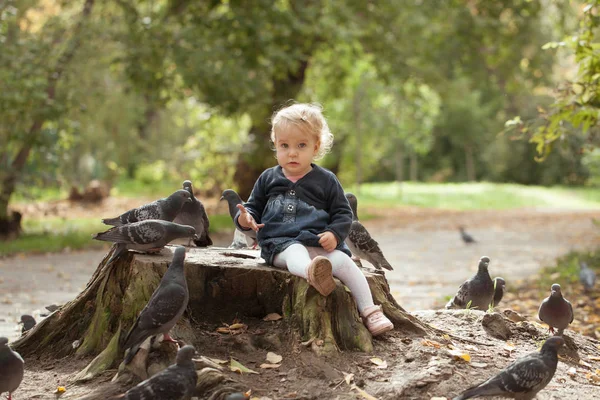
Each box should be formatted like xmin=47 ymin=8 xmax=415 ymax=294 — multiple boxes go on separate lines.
xmin=275 ymin=125 xmax=319 ymax=177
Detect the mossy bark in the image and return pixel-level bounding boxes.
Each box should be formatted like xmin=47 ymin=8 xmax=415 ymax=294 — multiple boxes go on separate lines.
xmin=13 ymin=246 xmax=432 ymax=379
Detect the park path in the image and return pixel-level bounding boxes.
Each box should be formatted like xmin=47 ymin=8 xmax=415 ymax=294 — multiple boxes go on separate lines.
xmin=2 ymin=207 xmax=599 ymax=340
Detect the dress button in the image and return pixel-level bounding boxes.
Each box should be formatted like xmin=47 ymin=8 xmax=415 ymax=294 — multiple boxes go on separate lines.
xmin=287 ymin=205 xmax=294 ymax=211
xmin=289 ymin=190 xmax=296 ymax=196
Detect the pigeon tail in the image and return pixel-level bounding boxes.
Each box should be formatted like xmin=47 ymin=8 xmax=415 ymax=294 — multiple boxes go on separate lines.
xmin=123 ymin=344 xmax=140 ymax=365
xmin=101 ymin=216 xmax=123 ymax=227
xmin=453 ymin=383 xmax=503 ymax=400
xmin=106 ymin=243 xmax=128 ymax=266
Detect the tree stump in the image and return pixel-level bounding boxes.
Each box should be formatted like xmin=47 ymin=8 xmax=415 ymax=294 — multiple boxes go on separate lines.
xmin=12 ymin=245 xmax=433 ymax=391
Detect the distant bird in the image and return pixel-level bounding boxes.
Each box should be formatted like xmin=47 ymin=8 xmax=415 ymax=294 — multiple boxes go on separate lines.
xmin=93 ymin=220 xmax=196 ymax=265
xmin=492 ymin=277 xmax=506 ymax=307
xmin=0 ymin=337 xmax=24 ymax=400
xmin=123 ymin=246 xmax=189 ymax=365
xmin=453 ymin=336 xmax=564 ymax=400
xmin=459 ymin=226 xmax=477 ymax=244
xmin=19 ymin=315 xmax=36 ymax=335
xmin=102 ymin=189 xmax=192 ymax=227
xmin=119 ymin=345 xmax=197 ymax=400
xmin=538 ymin=283 xmax=574 ymax=336
xmin=173 ymin=180 xmax=212 ymax=247
xmin=579 ymin=261 xmax=596 ymax=292
xmin=446 ymin=256 xmax=494 ymax=310
xmin=220 ymin=189 xmax=258 ymax=249
xmin=344 ymin=193 xmax=393 ymax=271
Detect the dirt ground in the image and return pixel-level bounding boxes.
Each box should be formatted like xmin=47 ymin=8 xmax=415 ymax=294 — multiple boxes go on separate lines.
xmin=3 ymin=205 xmax=600 ymax=399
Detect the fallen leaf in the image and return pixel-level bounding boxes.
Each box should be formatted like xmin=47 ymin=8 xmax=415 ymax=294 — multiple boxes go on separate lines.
xmin=503 ymin=342 xmax=516 ymax=354
xmin=351 ymin=384 xmax=379 ymax=400
xmin=300 ymin=338 xmax=315 ymax=347
xmin=589 ymin=356 xmax=600 ymax=361
xmin=230 ymin=359 xmax=259 ymax=375
xmin=229 ymin=323 xmax=246 ymax=330
xmin=370 ymin=357 xmax=388 ymax=369
xmin=266 ymin=352 xmax=283 ymax=364
xmin=421 ymin=339 xmax=442 ymax=349
xmin=470 ymin=362 xmax=488 ymax=368
xmin=447 ymin=349 xmax=471 ymax=362
xmin=344 ymin=373 xmax=354 ymax=385
xmin=580 ymin=360 xmax=592 ymax=368
xmin=263 ymin=313 xmax=282 ymax=321
xmin=259 ymin=363 xmax=281 ymax=369
xmin=216 ymin=327 xmax=231 ymax=334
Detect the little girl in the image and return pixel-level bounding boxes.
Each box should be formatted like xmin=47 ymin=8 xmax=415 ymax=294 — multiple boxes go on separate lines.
xmin=235 ymin=103 xmax=393 ymax=336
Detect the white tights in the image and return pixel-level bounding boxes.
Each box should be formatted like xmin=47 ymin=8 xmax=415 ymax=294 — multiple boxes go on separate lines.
xmin=272 ymin=243 xmax=374 ymax=313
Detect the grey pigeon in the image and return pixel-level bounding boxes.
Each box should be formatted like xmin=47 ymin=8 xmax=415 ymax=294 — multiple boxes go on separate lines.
xmin=459 ymin=226 xmax=477 ymax=244
xmin=492 ymin=277 xmax=506 ymax=307
xmin=579 ymin=261 xmax=596 ymax=292
xmin=102 ymin=189 xmax=192 ymax=226
xmin=453 ymin=336 xmax=564 ymax=400
xmin=19 ymin=315 xmax=36 ymax=335
xmin=173 ymin=180 xmax=212 ymax=247
xmin=538 ymin=283 xmax=574 ymax=336
xmin=120 ymin=345 xmax=197 ymax=400
xmin=93 ymin=220 xmax=196 ymax=265
xmin=344 ymin=193 xmax=393 ymax=271
xmin=0 ymin=337 xmax=24 ymax=400
xmin=123 ymin=246 xmax=189 ymax=365
xmin=220 ymin=189 xmax=258 ymax=249
xmin=446 ymin=256 xmax=494 ymax=310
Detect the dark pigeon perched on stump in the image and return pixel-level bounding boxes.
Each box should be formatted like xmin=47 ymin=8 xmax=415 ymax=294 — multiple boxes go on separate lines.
xmin=123 ymin=246 xmax=189 ymax=365
xmin=93 ymin=220 xmax=196 ymax=265
xmin=459 ymin=226 xmax=476 ymax=244
xmin=0 ymin=337 xmax=24 ymax=400
xmin=344 ymin=193 xmax=393 ymax=271
xmin=453 ymin=336 xmax=564 ymax=400
xmin=102 ymin=189 xmax=192 ymax=227
xmin=492 ymin=277 xmax=506 ymax=307
xmin=538 ymin=283 xmax=574 ymax=336
xmin=579 ymin=261 xmax=596 ymax=292
xmin=19 ymin=315 xmax=36 ymax=335
xmin=446 ymin=256 xmax=494 ymax=311
xmin=173 ymin=180 xmax=212 ymax=247
xmin=119 ymin=345 xmax=197 ymax=400
xmin=220 ymin=189 xmax=257 ymax=249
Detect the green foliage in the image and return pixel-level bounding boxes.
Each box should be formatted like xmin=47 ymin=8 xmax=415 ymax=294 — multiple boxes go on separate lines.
xmin=537 ymin=249 xmax=600 ymax=290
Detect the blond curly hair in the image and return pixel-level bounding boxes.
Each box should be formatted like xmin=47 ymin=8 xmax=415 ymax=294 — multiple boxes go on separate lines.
xmin=270 ymin=102 xmax=334 ymax=160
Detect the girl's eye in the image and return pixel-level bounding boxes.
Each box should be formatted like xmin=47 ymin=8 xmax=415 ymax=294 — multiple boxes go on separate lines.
xmin=298 ymin=143 xmax=306 ymax=148
xmin=280 ymin=143 xmax=288 ymax=149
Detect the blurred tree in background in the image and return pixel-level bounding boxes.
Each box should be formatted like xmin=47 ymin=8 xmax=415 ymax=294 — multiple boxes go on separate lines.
xmin=0 ymin=0 xmax=594 ymax=237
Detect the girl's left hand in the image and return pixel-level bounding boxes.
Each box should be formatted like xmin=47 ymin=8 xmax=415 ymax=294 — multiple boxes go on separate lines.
xmin=318 ymin=231 xmax=338 ymax=252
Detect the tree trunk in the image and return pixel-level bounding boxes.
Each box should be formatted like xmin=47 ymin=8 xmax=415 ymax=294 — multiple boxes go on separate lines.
xmin=395 ymin=141 xmax=405 ymax=182
xmin=13 ymin=246 xmax=432 ymax=388
xmin=465 ymin=144 xmax=476 ymax=181
xmin=409 ymin=151 xmax=418 ymax=181
xmin=234 ymin=61 xmax=309 ymax=199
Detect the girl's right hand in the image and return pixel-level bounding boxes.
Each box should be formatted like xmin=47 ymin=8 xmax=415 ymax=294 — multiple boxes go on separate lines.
xmin=236 ymin=204 xmax=265 ymax=232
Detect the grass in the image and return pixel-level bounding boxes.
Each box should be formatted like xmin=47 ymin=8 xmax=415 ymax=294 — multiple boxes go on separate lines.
xmin=348 ymin=182 xmax=600 ymax=210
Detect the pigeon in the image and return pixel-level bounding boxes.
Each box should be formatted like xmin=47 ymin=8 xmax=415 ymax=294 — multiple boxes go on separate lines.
xmin=492 ymin=277 xmax=506 ymax=307
xmin=459 ymin=226 xmax=477 ymax=244
xmin=446 ymin=256 xmax=494 ymax=310
xmin=538 ymin=283 xmax=574 ymax=336
xmin=344 ymin=193 xmax=393 ymax=271
xmin=123 ymin=246 xmax=189 ymax=365
xmin=579 ymin=261 xmax=596 ymax=292
xmin=93 ymin=220 xmax=196 ymax=265
xmin=173 ymin=180 xmax=212 ymax=247
xmin=102 ymin=189 xmax=192 ymax=226
xmin=119 ymin=345 xmax=197 ymax=400
xmin=0 ymin=337 xmax=24 ymax=400
xmin=220 ymin=189 xmax=258 ymax=249
xmin=19 ymin=315 xmax=36 ymax=335
xmin=453 ymin=336 xmax=564 ymax=400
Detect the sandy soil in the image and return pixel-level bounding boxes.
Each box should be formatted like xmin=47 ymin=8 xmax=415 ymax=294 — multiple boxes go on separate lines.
xmin=2 ymin=206 xmax=600 ymax=399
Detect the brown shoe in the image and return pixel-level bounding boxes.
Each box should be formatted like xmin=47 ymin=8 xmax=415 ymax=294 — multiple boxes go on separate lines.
xmin=306 ymin=256 xmax=336 ymax=296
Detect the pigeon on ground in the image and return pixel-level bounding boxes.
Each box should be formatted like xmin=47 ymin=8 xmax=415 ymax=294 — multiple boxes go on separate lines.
xmin=492 ymin=277 xmax=506 ymax=307
xmin=459 ymin=226 xmax=477 ymax=244
xmin=0 ymin=337 xmax=24 ymax=400
xmin=220 ymin=189 xmax=258 ymax=249
xmin=102 ymin=189 xmax=192 ymax=227
xmin=93 ymin=220 xmax=196 ymax=265
xmin=19 ymin=315 xmax=36 ymax=335
xmin=119 ymin=345 xmax=197 ymax=400
xmin=344 ymin=193 xmax=393 ymax=271
xmin=123 ymin=246 xmax=189 ymax=365
xmin=173 ymin=180 xmax=212 ymax=247
xmin=538 ymin=283 xmax=574 ymax=336
xmin=446 ymin=256 xmax=494 ymax=310
xmin=453 ymin=336 xmax=564 ymax=400
xmin=579 ymin=261 xmax=596 ymax=292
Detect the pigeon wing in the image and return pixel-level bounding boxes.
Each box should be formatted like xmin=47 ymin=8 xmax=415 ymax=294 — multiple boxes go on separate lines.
xmin=124 ymin=366 xmax=191 ymax=400
xmin=131 ymin=201 xmax=163 ymax=223
xmin=450 ymin=280 xmax=471 ymax=308
xmin=94 ymin=222 xmax=166 ymax=244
